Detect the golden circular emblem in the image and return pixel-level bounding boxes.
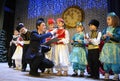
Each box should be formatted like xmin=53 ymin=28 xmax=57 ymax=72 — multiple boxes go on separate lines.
xmin=62 ymin=6 xmax=84 ymax=28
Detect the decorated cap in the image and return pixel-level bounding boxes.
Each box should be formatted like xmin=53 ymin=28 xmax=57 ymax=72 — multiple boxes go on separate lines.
xmin=76 ymin=22 xmax=83 ymax=26
xmin=88 ymin=19 xmax=99 ymax=28
xmin=56 ymin=18 xmax=64 ymax=23
xmin=107 ymin=12 xmax=116 ymax=17
xmin=16 ymin=23 xmax=24 ymax=32
xmin=47 ymin=18 xmax=55 ymax=25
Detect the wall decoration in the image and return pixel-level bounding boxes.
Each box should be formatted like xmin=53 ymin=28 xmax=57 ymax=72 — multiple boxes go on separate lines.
xmin=62 ymin=6 xmax=84 ymax=28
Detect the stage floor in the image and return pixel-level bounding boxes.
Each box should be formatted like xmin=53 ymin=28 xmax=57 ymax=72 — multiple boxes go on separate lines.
xmin=0 ymin=63 xmax=118 ymax=81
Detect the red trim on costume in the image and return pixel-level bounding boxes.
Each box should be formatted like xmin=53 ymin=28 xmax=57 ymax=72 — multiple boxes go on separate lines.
xmin=56 ymin=29 xmax=65 ymax=44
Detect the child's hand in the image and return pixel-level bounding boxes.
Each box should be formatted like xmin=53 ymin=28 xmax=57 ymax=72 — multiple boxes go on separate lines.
xmin=77 ymin=40 xmax=81 ymax=43
xmin=12 ymin=40 xmax=16 ymax=44
xmin=88 ymin=39 xmax=92 ymax=43
xmin=84 ymin=36 xmax=88 ymax=39
xmin=85 ymin=37 xmax=91 ymax=42
xmin=50 ymin=29 xmax=57 ymax=35
xmin=71 ymin=40 xmax=73 ymax=43
xmin=51 ymin=43 xmax=55 ymax=46
xmin=57 ymin=39 xmax=62 ymax=43
xmin=106 ymin=32 xmax=113 ymax=37
xmin=55 ymin=34 xmax=59 ymax=37
xmin=16 ymin=41 xmax=19 ymax=44
xmin=103 ymin=34 xmax=107 ymax=39
xmin=84 ymin=36 xmax=90 ymax=42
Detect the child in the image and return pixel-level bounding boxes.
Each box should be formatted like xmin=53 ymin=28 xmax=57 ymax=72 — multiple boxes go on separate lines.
xmin=12 ymin=33 xmax=24 ymax=70
xmin=99 ymin=12 xmax=120 ymax=81
xmin=45 ymin=18 xmax=56 ymax=74
xmin=85 ymin=19 xmax=102 ymax=79
xmin=16 ymin=23 xmax=31 ymax=72
xmin=69 ymin=22 xmax=87 ymax=77
xmin=8 ymin=30 xmax=19 ymax=68
xmin=54 ymin=18 xmax=70 ymax=76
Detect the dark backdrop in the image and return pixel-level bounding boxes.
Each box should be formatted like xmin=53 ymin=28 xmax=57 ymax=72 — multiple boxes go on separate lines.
xmin=107 ymin=0 xmax=120 ymax=18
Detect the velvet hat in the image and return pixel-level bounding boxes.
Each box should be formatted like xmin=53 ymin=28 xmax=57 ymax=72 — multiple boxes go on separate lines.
xmin=16 ymin=23 xmax=24 ymax=32
xmin=88 ymin=19 xmax=99 ymax=28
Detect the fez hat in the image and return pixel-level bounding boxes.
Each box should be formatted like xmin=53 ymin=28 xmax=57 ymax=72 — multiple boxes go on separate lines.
xmin=56 ymin=18 xmax=64 ymax=23
xmin=47 ymin=18 xmax=55 ymax=25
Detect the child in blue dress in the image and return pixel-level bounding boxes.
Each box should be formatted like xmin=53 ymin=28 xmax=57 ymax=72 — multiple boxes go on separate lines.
xmin=69 ymin=22 xmax=87 ymax=77
xmin=99 ymin=12 xmax=120 ymax=81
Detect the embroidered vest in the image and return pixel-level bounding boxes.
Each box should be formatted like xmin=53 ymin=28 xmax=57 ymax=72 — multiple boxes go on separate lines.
xmin=88 ymin=30 xmax=99 ymax=49
xmin=90 ymin=30 xmax=98 ymax=38
xmin=56 ymin=29 xmax=65 ymax=44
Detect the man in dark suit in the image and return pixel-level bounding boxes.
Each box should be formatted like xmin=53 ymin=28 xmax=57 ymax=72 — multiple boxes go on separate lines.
xmin=25 ymin=18 xmax=56 ymax=76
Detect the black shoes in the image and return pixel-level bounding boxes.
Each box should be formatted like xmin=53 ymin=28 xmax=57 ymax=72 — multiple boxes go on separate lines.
xmin=29 ymin=72 xmax=40 ymax=77
xmin=93 ymin=76 xmax=99 ymax=79
xmin=9 ymin=66 xmax=12 ymax=68
xmin=21 ymin=69 xmax=26 ymax=72
xmin=87 ymin=75 xmax=99 ymax=80
xmin=72 ymin=73 xmax=85 ymax=77
xmin=8 ymin=65 xmax=16 ymax=68
xmin=72 ymin=73 xmax=78 ymax=77
xmin=79 ymin=74 xmax=84 ymax=77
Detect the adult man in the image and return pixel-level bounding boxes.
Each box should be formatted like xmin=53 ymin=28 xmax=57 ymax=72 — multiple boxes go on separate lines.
xmin=25 ymin=18 xmax=55 ymax=76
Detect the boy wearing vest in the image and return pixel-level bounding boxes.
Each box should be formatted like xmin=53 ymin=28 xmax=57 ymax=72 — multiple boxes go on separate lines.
xmin=85 ymin=19 xmax=102 ymax=79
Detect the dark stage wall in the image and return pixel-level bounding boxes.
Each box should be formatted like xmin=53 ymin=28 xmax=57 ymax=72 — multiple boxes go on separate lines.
xmin=107 ymin=0 xmax=120 ymax=19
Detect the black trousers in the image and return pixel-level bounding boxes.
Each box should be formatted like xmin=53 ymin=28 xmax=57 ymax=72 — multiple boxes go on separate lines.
xmin=7 ymin=44 xmax=16 ymax=67
xmin=30 ymin=56 xmax=54 ymax=74
xmin=88 ymin=49 xmax=100 ymax=78
xmin=22 ymin=44 xmax=29 ymax=70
